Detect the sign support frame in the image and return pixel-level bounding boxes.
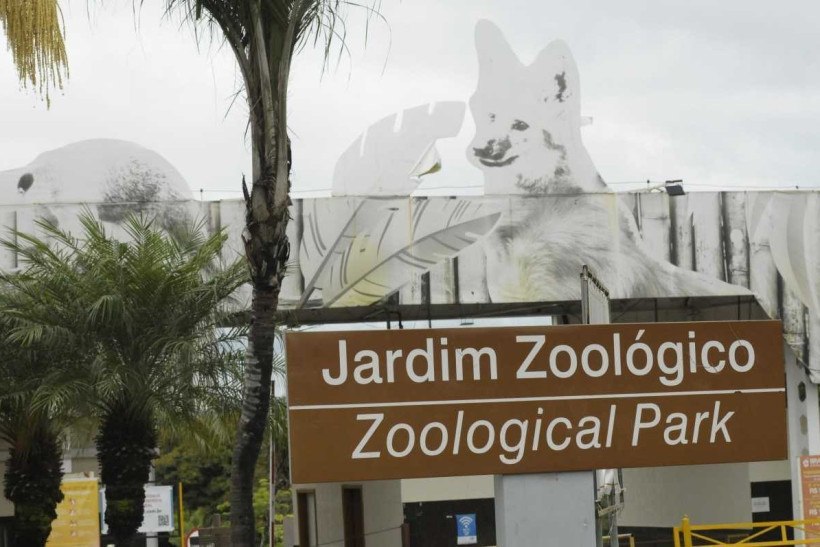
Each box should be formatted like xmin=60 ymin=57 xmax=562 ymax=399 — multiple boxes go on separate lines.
xmin=493 ymin=265 xmax=609 ymax=547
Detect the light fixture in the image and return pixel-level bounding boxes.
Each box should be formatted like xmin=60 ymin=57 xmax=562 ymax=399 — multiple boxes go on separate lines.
xmin=664 ymin=179 xmax=685 ymax=196
xmin=644 ymin=179 xmax=685 ymax=196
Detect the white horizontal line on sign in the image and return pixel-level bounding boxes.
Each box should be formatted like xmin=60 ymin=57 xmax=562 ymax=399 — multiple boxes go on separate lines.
xmin=289 ymin=387 xmax=785 ymax=411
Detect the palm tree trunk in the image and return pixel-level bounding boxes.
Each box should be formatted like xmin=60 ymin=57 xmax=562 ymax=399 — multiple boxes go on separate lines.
xmin=229 ymin=85 xmax=292 ymax=547
xmin=228 ymin=4 xmax=302 ymax=544
xmin=97 ymin=400 xmax=156 ymax=546
xmin=230 ymin=285 xmax=279 ymax=545
xmin=3 ymin=416 xmax=64 ymax=547
xmin=230 ymin=144 xmax=291 ymax=546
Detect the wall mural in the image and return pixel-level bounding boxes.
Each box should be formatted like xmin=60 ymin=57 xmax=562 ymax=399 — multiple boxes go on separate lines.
xmin=1 ymin=22 xmax=819 ymax=380
xmin=0 ymin=139 xmax=192 ymax=236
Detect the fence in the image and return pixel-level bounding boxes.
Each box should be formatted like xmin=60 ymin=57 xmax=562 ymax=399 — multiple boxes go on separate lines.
xmin=673 ymin=515 xmax=820 ymax=546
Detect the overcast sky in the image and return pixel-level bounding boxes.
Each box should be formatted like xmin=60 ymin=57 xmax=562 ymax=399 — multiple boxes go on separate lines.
xmin=2 ymin=0 xmax=819 ymax=199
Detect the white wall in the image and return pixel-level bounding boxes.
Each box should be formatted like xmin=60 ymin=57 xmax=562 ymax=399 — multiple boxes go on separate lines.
xmin=291 ymin=480 xmax=402 ymax=547
xmin=750 ymin=460 xmax=791 ymax=483
xmin=618 ymin=463 xmax=751 ymax=527
xmin=401 ymin=464 xmax=754 ymax=531
xmin=402 ymin=476 xmax=494 ymax=503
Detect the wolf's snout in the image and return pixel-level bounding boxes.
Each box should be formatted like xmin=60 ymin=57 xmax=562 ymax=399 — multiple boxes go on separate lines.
xmin=473 ymin=137 xmax=510 ymax=160
xmin=473 ymin=137 xmax=518 ymax=167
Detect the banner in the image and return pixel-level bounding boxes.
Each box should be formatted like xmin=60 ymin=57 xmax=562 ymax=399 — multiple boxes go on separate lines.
xmin=47 ymin=478 xmax=100 ymax=547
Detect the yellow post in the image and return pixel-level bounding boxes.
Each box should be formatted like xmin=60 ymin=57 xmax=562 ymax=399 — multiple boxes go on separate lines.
xmin=673 ymin=527 xmax=681 ymax=547
xmin=682 ymin=516 xmax=693 ymax=547
xmin=178 ymin=481 xmax=185 ymax=545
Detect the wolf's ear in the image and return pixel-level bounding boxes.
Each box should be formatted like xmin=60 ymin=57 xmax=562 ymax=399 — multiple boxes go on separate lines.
xmin=475 ymin=20 xmax=523 ymax=87
xmin=530 ymin=40 xmax=582 ymax=117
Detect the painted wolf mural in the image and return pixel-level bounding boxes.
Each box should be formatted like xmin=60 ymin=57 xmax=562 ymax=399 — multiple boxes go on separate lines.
xmin=466 ymin=21 xmax=741 ymax=302
xmin=297 ymin=20 xmax=745 ymax=306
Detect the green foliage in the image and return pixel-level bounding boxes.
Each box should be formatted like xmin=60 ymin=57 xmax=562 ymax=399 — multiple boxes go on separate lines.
xmin=0 ymin=291 xmax=80 ymax=546
xmin=155 ymin=411 xmax=291 ymax=544
xmin=275 ymin=488 xmax=292 ymax=516
xmin=154 ymin=433 xmax=232 ymax=525
xmin=252 ymin=477 xmax=269 ymax=536
xmin=0 ymin=213 xmax=248 ymax=543
xmin=252 ymin=481 xmax=293 ymax=543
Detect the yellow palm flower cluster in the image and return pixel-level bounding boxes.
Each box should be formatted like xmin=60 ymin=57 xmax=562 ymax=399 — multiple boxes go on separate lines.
xmin=0 ymin=0 xmax=68 ymax=106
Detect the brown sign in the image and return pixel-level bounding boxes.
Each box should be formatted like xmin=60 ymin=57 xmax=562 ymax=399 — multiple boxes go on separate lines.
xmin=286 ymin=321 xmax=787 ymax=484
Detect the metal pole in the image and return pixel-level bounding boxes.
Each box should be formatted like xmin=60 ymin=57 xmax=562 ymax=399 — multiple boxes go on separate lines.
xmin=682 ymin=516 xmax=693 ymax=547
xmin=146 ymin=468 xmax=158 ymax=547
xmin=270 ymin=380 xmax=276 ymax=547
xmin=178 ymin=482 xmax=185 ymax=546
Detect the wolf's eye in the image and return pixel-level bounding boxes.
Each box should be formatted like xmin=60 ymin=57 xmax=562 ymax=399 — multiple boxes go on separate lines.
xmin=511 ymin=120 xmax=529 ymax=131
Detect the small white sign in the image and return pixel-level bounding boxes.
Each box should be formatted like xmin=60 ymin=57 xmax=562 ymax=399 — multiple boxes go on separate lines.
xmin=752 ymin=497 xmax=770 ymax=513
xmin=140 ymin=485 xmax=175 ymax=533
xmin=100 ymin=484 xmax=175 ymax=534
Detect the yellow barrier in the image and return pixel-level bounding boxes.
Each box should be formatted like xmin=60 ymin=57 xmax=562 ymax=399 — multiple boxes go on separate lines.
xmin=602 ymin=533 xmax=636 ymax=547
xmin=673 ymin=515 xmax=820 ymax=546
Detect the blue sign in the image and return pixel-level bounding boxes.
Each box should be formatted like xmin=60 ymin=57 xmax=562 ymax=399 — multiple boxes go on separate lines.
xmin=455 ymin=513 xmax=477 ymax=545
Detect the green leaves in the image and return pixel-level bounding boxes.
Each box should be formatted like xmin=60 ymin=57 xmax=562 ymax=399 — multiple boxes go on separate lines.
xmin=0 ymin=211 xmax=250 ymax=543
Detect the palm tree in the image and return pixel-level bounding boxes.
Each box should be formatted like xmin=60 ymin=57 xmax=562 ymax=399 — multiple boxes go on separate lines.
xmin=1 ymin=214 xmax=248 ymax=545
xmin=0 ymin=339 xmax=66 ymax=547
xmin=2 ymin=2 xmax=378 ymax=542
xmin=0 ymin=407 xmax=64 ymax=546
xmin=0 ymin=281 xmax=94 ymax=547
xmin=161 ymin=3 xmax=379 ymax=543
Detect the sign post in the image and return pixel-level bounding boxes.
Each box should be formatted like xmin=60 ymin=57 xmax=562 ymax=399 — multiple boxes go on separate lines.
xmin=495 ymin=266 xmax=613 ymax=547
xmin=581 ymin=266 xmax=623 ymax=547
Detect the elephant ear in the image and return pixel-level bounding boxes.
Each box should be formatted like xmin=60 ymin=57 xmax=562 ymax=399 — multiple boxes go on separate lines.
xmin=331 ymin=101 xmax=465 ymax=196
xmin=745 ymin=193 xmax=775 ymax=242
xmin=765 ymin=193 xmax=820 ymax=315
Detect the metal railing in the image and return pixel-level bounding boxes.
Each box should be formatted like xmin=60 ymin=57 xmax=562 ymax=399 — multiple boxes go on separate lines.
xmin=673 ymin=515 xmax=820 ymax=546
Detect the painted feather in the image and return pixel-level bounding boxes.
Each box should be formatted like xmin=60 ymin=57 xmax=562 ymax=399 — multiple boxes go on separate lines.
xmin=320 ymin=203 xmax=501 ymax=307
xmin=299 ymin=101 xmax=497 ymax=307
xmin=300 ymin=197 xmax=501 ymax=307
xmin=332 ymin=101 xmax=465 ymax=196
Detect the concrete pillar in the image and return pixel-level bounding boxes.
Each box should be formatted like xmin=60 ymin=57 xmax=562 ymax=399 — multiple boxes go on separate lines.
xmin=494 ymin=472 xmax=596 ymax=546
